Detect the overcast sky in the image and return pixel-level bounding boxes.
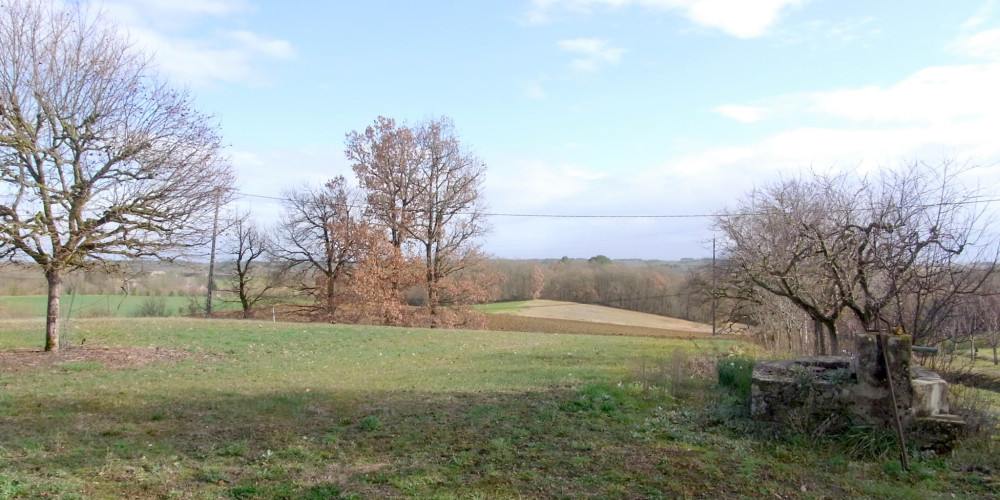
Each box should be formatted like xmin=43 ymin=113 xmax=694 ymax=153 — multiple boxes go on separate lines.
xmin=96 ymin=0 xmax=1000 ymax=260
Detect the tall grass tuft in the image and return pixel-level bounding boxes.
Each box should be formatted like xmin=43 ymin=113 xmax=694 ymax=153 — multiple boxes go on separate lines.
xmin=717 ymin=356 xmax=754 ymax=398
xmin=133 ymin=296 xmax=168 ymax=317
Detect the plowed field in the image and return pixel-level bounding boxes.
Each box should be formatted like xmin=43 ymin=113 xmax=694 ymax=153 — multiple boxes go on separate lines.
xmin=485 ymin=300 xmax=735 ymax=339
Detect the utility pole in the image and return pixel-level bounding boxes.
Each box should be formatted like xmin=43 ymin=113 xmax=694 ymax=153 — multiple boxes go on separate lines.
xmin=206 ymin=187 xmax=222 ymax=316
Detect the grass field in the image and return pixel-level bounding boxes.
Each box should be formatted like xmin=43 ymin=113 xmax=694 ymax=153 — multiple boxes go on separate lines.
xmin=0 ymin=295 xmax=239 ymax=319
xmin=471 ymin=300 xmax=530 ymax=315
xmin=0 ymin=318 xmax=998 ymax=499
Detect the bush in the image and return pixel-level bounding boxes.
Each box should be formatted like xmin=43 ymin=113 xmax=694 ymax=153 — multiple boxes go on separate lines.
xmin=717 ymin=356 xmax=754 ymax=398
xmin=133 ymin=296 xmax=168 ymax=317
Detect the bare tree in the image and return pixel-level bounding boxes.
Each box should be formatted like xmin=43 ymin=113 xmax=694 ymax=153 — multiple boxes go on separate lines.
xmin=978 ymin=292 xmax=1000 ymax=365
xmin=271 ymin=176 xmax=369 ymax=319
xmin=716 ymin=161 xmax=997 ymax=354
xmin=716 ymin=175 xmax=847 ymax=354
xmin=409 ymin=117 xmax=491 ymax=326
xmin=0 ymin=0 xmax=232 ymax=350
xmin=855 ymin=163 xmax=998 ymax=345
xmin=224 ymin=212 xmax=279 ymax=319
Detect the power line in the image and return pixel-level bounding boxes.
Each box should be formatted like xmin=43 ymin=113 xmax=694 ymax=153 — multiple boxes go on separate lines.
xmin=234 ymin=190 xmax=717 ymax=219
xmin=232 ymin=189 xmax=1000 ymax=221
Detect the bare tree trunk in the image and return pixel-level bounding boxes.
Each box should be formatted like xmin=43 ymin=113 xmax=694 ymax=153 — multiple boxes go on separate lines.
xmin=813 ymin=319 xmax=825 ymax=355
xmin=326 ymin=276 xmax=336 ymax=319
xmin=45 ymin=268 xmax=62 ymax=352
xmin=426 ymin=268 xmax=439 ymax=328
xmin=240 ymin=282 xmax=251 ymax=318
xmin=992 ymin=345 xmax=997 ymax=365
xmin=828 ymin=323 xmax=839 ymax=355
xmin=206 ymin=188 xmax=221 ymax=316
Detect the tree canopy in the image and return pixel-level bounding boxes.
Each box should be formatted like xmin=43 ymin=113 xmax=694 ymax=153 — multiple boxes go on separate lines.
xmin=0 ymin=0 xmax=233 ymax=350
xmin=716 ymin=161 xmax=997 ymax=353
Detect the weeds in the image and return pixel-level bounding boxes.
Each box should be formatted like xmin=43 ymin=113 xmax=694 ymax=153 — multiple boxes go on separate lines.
xmin=842 ymin=425 xmax=900 ymax=460
xmin=716 ymin=356 xmax=754 ymax=398
xmin=949 ymin=384 xmax=998 ymax=437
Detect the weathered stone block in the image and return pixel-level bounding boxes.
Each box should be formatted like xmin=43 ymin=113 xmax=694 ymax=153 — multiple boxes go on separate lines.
xmin=911 ymin=367 xmax=950 ymax=417
xmin=909 ymin=414 xmax=966 ymax=454
xmin=853 ymin=334 xmax=913 ymax=428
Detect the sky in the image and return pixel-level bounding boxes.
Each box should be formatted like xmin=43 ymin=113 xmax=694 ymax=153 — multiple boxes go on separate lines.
xmin=93 ymin=0 xmax=1000 ymax=260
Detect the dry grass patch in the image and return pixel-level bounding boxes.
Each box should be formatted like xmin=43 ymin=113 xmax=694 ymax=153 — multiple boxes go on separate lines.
xmin=0 ymin=345 xmax=198 ymax=373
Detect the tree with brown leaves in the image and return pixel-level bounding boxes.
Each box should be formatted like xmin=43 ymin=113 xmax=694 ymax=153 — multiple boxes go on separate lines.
xmin=410 ymin=118 xmax=491 ymax=326
xmin=346 ymin=116 xmax=493 ymax=327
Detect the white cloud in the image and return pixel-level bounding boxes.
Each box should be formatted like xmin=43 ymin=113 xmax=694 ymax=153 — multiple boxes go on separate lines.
xmin=529 ymin=0 xmax=807 ymax=38
xmin=950 ymin=28 xmax=1000 ymax=60
xmin=714 ymin=104 xmax=768 ymax=123
xmin=557 ymin=38 xmax=625 ymax=72
xmin=805 ymin=63 xmax=1000 ymax=124
xmin=97 ymin=0 xmax=294 ymax=87
xmin=487 ymin=160 xmax=609 ymax=213
xmin=962 ymin=0 xmax=996 ymax=29
xmin=228 ymin=30 xmax=296 ymax=59
xmin=778 ymin=17 xmax=880 ymax=45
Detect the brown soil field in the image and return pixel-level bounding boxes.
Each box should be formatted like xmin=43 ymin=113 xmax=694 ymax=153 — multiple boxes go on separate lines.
xmin=211 ymin=301 xmax=740 ymax=340
xmin=485 ymin=313 xmax=736 ymax=340
xmin=515 ymin=300 xmax=713 ymax=331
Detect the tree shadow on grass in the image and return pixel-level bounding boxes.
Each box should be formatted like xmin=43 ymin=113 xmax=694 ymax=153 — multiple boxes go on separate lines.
xmin=1 ymin=384 xmax=757 ymax=499
xmin=3 ymin=384 xmax=996 ymax=499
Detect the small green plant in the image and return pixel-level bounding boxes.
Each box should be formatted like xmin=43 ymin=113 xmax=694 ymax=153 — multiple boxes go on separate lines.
xmin=842 ymin=425 xmax=899 ymax=460
xmin=58 ymin=361 xmax=103 ymax=372
xmin=298 ymin=483 xmax=344 ymax=500
xmin=717 ymin=356 xmax=754 ymax=397
xmin=227 ymin=484 xmax=262 ymax=499
xmin=218 ymin=441 xmax=248 ymax=457
xmin=194 ymin=467 xmax=226 ymax=484
xmin=359 ymin=416 xmax=381 ymax=432
xmin=0 ymin=473 xmax=26 ymax=498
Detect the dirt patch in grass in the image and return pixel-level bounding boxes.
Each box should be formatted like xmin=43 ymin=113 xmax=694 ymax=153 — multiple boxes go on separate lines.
xmin=0 ymin=345 xmax=199 ymax=373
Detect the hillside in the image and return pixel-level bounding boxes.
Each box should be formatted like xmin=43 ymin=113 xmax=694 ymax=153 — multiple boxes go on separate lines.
xmin=483 ymin=300 xmax=728 ymax=339
xmin=515 ymin=300 xmax=713 ymax=333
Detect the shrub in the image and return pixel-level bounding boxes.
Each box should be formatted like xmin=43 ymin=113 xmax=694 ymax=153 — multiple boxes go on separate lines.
xmin=133 ymin=296 xmax=168 ymax=317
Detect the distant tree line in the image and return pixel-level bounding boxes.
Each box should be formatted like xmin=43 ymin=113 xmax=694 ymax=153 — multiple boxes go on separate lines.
xmin=488 ymin=258 xmax=716 ymax=324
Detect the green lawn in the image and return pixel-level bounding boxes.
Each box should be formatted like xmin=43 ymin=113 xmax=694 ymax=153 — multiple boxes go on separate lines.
xmin=0 ymin=295 xmax=239 ymax=319
xmin=472 ymin=300 xmax=530 ymax=314
xmin=0 ymin=318 xmax=996 ymax=499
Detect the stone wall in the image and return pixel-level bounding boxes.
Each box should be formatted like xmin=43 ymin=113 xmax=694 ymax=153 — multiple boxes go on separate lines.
xmin=750 ymin=333 xmax=965 ymax=451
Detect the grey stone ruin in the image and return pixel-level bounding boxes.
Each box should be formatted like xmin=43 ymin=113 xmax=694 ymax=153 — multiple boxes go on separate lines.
xmin=750 ymin=333 xmax=965 ymax=453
